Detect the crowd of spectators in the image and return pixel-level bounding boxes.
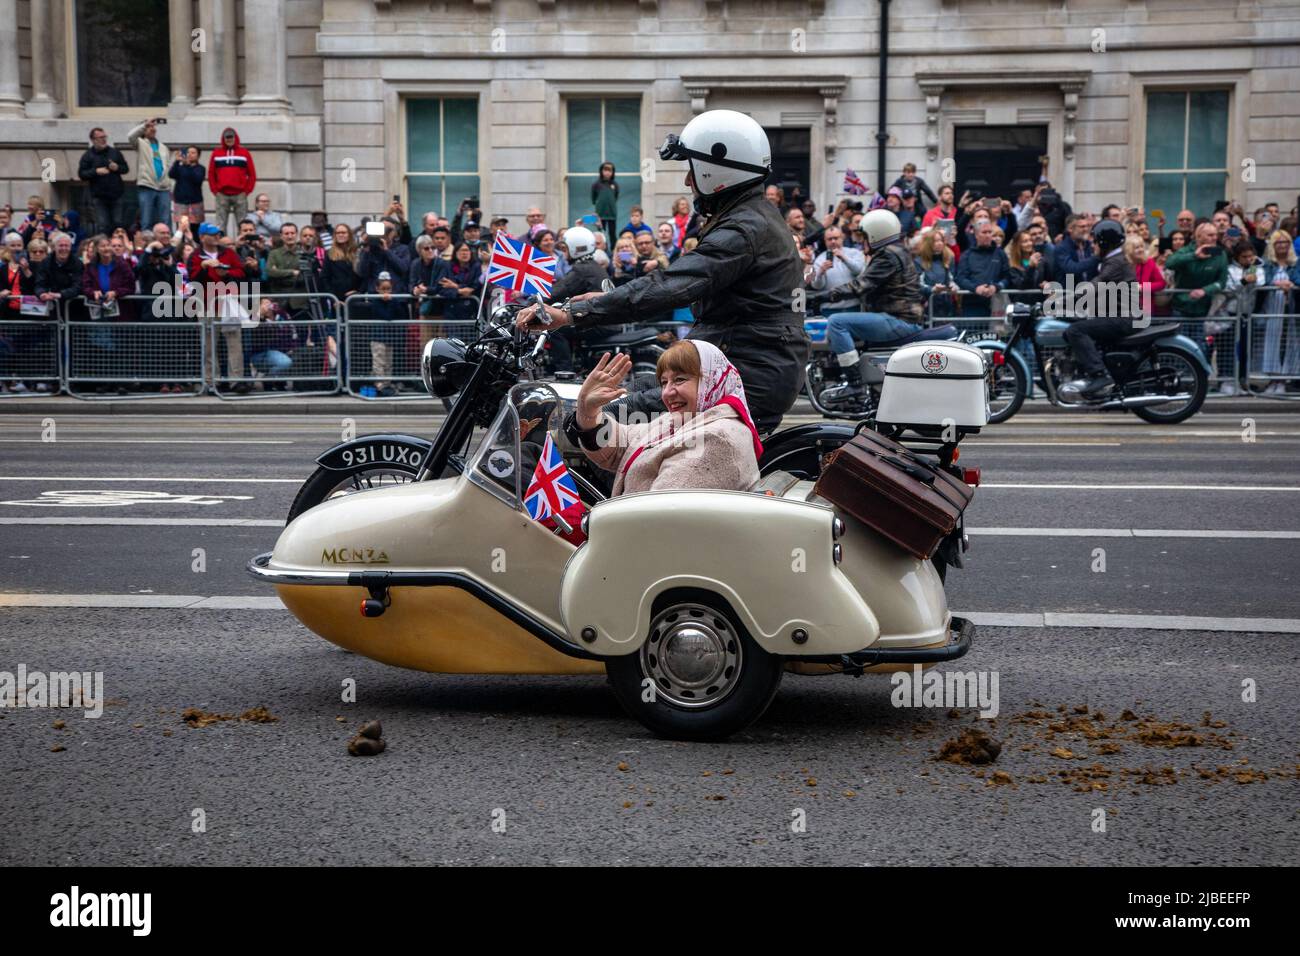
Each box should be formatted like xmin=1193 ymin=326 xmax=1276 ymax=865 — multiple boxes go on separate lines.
xmin=2 ymin=124 xmax=1298 ymax=396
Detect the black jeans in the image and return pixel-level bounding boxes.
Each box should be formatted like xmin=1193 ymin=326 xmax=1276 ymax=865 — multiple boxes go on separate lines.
xmin=91 ymin=195 xmax=126 ymax=234
xmin=1064 ymin=317 xmax=1132 ymax=376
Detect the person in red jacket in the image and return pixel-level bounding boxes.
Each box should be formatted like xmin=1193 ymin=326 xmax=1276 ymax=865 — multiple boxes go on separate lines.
xmin=188 ymin=222 xmax=249 ymax=391
xmin=207 ymin=127 xmax=257 ymax=237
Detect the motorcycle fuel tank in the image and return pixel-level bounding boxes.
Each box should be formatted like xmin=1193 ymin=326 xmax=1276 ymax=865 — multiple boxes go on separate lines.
xmin=1036 ymin=317 xmax=1071 ymax=348
xmin=876 ymin=341 xmax=989 ymax=431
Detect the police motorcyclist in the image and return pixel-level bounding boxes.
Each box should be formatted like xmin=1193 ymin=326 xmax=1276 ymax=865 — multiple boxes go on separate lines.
xmin=818 ymin=208 xmax=925 ymax=407
xmin=516 ymin=109 xmax=809 ymax=434
xmin=542 ymin=225 xmax=605 ymax=374
xmin=1062 ymin=218 xmax=1135 ymax=398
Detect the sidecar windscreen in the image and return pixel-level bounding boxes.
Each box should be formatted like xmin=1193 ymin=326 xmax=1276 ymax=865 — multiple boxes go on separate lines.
xmin=468 ymin=383 xmax=564 ymax=509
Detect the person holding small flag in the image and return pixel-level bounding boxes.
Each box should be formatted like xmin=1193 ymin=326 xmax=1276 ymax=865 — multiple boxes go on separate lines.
xmin=561 ymin=340 xmax=762 ymax=497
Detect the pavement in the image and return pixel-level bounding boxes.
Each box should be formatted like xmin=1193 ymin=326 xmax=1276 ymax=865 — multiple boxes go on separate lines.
xmin=1 ymin=407 xmax=1298 ymax=864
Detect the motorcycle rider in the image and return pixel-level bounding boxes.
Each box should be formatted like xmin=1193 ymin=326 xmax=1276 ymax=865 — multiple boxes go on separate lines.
xmin=516 ymin=109 xmax=809 ymax=434
xmin=543 ymin=225 xmax=605 ymax=374
xmin=1062 ymin=218 xmax=1136 ymax=398
xmin=818 ymin=208 xmax=926 ymax=408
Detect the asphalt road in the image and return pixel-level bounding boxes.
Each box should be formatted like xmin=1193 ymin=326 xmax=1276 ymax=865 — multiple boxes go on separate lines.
xmin=1 ymin=408 xmax=1298 ymax=865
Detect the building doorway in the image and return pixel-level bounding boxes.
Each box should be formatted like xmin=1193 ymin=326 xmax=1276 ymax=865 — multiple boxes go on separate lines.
xmin=764 ymin=127 xmax=810 ymax=208
xmin=954 ymin=125 xmax=1048 ymax=202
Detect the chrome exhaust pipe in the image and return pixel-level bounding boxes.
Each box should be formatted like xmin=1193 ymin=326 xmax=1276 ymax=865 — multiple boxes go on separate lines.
xmin=1097 ymin=393 xmax=1192 ymax=410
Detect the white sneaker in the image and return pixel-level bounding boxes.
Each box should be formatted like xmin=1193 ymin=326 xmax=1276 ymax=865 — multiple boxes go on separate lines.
xmin=1265 ymin=382 xmax=1286 ymax=395
xmin=1218 ymin=381 xmax=1238 ymax=396
xmin=34 ymin=382 xmax=51 ymax=393
xmin=9 ymin=381 xmax=28 ymax=393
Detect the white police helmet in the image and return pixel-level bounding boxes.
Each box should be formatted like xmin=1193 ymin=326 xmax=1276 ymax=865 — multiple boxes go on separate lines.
xmin=861 ymin=209 xmax=903 ymax=251
xmin=659 ymin=109 xmax=772 ymax=198
xmin=564 ymin=225 xmax=596 ymax=260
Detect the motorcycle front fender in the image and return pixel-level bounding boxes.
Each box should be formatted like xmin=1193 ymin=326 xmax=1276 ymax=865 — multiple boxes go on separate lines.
xmin=315 ymin=434 xmax=434 ymax=473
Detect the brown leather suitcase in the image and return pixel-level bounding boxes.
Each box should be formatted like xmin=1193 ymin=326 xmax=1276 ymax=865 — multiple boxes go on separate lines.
xmin=813 ymin=430 xmax=975 ymax=559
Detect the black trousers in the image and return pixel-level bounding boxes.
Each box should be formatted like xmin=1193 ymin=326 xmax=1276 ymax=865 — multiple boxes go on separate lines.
xmin=1064 ymin=317 xmax=1132 ymax=376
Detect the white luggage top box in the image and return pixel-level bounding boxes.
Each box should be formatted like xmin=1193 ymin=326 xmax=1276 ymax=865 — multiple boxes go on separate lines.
xmin=876 ymin=340 xmax=989 ymax=430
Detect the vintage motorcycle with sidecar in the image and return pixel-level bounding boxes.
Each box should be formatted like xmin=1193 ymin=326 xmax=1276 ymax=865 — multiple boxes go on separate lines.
xmin=247 ymin=299 xmax=988 ymax=739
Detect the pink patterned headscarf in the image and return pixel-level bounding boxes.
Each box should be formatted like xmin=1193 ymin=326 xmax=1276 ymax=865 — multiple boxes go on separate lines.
xmin=685 ymin=339 xmax=764 ymax=461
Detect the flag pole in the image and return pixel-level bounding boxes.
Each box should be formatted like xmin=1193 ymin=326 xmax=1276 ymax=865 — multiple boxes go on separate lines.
xmin=474 ymin=237 xmax=496 ymax=332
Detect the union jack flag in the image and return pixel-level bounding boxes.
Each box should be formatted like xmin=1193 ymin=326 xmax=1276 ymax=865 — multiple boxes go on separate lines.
xmin=843 ymin=168 xmax=869 ymax=196
xmin=486 ymin=231 xmax=557 ymax=297
xmin=523 ymin=433 xmax=581 ymax=521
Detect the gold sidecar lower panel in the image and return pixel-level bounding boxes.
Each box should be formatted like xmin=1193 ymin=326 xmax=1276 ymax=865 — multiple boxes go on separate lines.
xmin=277 ymin=584 xmax=606 ymax=676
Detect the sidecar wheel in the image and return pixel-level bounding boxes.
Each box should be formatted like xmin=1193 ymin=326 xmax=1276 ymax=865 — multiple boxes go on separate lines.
xmin=605 ymin=591 xmax=783 ymax=742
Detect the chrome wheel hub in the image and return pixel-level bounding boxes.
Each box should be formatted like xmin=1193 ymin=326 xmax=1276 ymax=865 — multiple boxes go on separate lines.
xmin=642 ymin=603 xmax=742 ymax=709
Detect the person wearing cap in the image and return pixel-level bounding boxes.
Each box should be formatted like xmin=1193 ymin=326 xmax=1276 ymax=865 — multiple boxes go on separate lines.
xmin=188 ymin=221 xmax=249 ymax=392
xmin=462 ymin=220 xmax=485 ymax=253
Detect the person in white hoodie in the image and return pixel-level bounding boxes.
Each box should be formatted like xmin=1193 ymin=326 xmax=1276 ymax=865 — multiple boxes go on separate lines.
xmin=127 ymin=118 xmax=173 ymax=233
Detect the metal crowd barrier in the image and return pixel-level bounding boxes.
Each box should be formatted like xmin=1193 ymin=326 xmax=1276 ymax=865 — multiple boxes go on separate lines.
xmin=64 ymin=294 xmax=207 ymax=399
xmin=0 ymin=305 xmax=61 ymax=395
xmin=208 ymin=291 xmax=343 ymax=399
xmin=343 ymin=293 xmax=479 ymax=399
xmin=1243 ymin=285 xmax=1300 ymax=394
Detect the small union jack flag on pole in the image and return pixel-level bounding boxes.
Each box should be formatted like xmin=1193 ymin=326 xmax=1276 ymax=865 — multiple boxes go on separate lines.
xmin=843 ymin=168 xmax=869 ymax=196
xmin=523 ymin=433 xmax=582 ymax=521
xmin=486 ymin=231 xmax=557 ymax=297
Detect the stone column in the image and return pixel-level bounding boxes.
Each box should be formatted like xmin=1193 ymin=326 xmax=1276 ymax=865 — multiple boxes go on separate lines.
xmin=169 ymin=0 xmax=197 ymax=112
xmin=195 ymin=0 xmax=238 ymax=109
xmin=240 ymin=0 xmax=291 ymax=114
xmin=25 ymin=0 xmax=58 ymax=117
xmin=0 ymin=0 xmax=23 ymax=116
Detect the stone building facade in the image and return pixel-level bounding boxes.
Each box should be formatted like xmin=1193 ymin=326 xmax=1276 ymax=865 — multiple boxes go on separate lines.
xmin=1 ymin=0 xmax=1295 ymax=233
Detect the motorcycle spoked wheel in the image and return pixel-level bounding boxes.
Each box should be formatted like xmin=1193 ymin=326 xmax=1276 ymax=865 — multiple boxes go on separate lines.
xmin=605 ymin=590 xmax=784 ymax=741
xmin=977 ymin=346 xmax=1029 ymax=424
xmin=1128 ymin=347 xmax=1208 ymax=424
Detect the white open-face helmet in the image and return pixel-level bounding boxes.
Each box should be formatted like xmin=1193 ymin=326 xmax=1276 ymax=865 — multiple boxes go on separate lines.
xmin=564 ymin=225 xmax=596 ymax=259
xmin=660 ymin=109 xmax=772 ymax=198
xmin=861 ymin=208 xmax=903 ymax=251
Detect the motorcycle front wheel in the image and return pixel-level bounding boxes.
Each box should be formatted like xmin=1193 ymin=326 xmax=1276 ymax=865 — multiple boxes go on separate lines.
xmin=286 ymin=459 xmax=462 ymax=522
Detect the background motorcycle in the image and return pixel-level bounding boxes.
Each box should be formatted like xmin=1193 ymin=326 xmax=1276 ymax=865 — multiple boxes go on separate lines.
xmin=802 ymin=290 xmax=972 ymax=420
xmin=973 ymin=301 xmax=1210 ymax=424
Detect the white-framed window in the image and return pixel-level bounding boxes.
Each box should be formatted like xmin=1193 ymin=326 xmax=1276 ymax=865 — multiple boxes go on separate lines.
xmin=1142 ymin=90 xmax=1230 ymax=217
xmin=564 ymin=97 xmax=642 ymax=228
xmin=71 ymin=0 xmax=172 ymax=108
xmin=404 ymin=98 xmax=481 ymax=220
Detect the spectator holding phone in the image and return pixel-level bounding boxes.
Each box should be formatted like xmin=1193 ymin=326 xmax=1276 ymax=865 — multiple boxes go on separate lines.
xmin=611 ymin=235 xmax=639 ymax=284
xmin=127 ymin=117 xmax=173 ymax=232
xmin=1165 ymin=222 xmax=1229 ymax=319
xmin=953 ymin=220 xmax=1009 ymax=316
xmin=921 ymin=184 xmax=958 ymax=230
xmin=77 ymin=128 xmax=130 ymax=233
xmin=168 ymin=146 xmax=206 ymax=227
xmin=807 ymin=226 xmax=865 ymax=313
xmin=18 ymin=195 xmax=58 ymax=244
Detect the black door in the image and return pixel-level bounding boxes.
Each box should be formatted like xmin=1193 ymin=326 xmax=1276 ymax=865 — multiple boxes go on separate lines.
xmin=954 ymin=125 xmax=1048 ymax=203
xmin=763 ymin=127 xmax=810 ymax=208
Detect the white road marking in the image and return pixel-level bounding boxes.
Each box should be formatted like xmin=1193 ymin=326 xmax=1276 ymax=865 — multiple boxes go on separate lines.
xmin=969 ymin=527 xmax=1300 ymax=539
xmin=2 ymin=593 xmax=1297 ymax=633
xmin=959 ymin=611 xmax=1300 ymax=634
xmin=0 ymin=517 xmax=282 ymax=527
xmin=980 ymin=483 xmax=1300 ymax=492
xmin=0 ymin=476 xmax=302 ymax=483
xmin=4 ymin=518 xmax=1296 ymax=538
xmin=0 ymin=439 xmax=293 ymax=444
xmin=960 ymin=441 xmax=1122 ymax=447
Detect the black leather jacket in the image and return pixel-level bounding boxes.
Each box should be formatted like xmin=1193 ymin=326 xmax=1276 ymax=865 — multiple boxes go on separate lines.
xmin=570 ymin=183 xmax=810 ymax=431
xmin=849 ymin=242 xmax=925 ymax=322
xmin=548 ymin=257 xmax=608 ymax=302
